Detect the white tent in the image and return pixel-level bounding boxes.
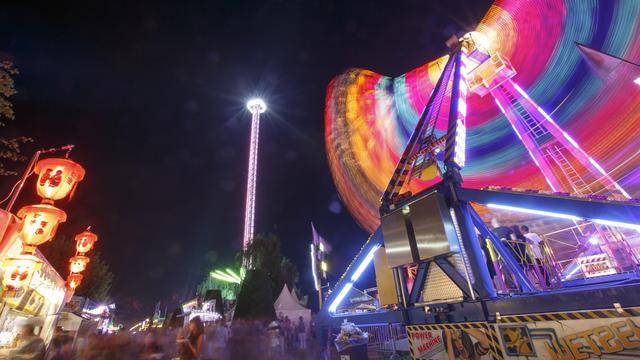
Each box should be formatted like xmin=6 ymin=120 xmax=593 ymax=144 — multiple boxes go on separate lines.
xmin=274 ymin=284 xmax=312 ymax=333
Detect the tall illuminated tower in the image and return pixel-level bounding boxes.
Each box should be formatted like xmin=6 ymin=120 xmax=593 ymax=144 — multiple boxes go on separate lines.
xmin=243 ymin=98 xmax=267 ymax=252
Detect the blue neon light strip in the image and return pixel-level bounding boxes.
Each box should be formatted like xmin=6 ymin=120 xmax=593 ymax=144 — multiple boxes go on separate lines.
xmin=328 ymin=244 xmax=381 ymax=313
xmin=487 ymin=203 xmax=640 ymax=231
xmin=351 ymin=244 xmax=381 ymax=281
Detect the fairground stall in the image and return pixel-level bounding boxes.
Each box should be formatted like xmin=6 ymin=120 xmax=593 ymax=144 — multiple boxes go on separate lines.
xmin=318 ymin=1 xmax=640 ymax=359
xmin=0 ymin=244 xmax=66 ymax=347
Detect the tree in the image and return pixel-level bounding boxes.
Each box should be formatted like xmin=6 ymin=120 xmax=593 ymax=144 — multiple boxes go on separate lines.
xmin=234 ymin=233 xmax=304 ymax=321
xmin=39 ymin=235 xmax=114 ymax=302
xmin=75 ymin=252 xmax=113 ymax=302
xmin=0 ymin=59 xmax=32 ymax=176
xmin=233 ymin=269 xmax=275 ymax=320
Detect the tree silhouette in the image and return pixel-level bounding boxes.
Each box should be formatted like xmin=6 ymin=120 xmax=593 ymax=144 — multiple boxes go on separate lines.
xmin=0 ymin=59 xmax=32 ymax=176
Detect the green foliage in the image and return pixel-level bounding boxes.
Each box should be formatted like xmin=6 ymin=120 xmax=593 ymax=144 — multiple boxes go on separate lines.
xmin=0 ymin=59 xmax=32 ymax=176
xmin=39 ymin=235 xmax=114 ymax=302
xmin=245 ymin=233 xmax=303 ymax=300
xmin=233 ymin=269 xmax=275 ymax=320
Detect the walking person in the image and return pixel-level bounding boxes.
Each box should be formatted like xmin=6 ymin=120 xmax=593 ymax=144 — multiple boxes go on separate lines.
xmin=266 ymin=321 xmax=284 ymax=359
xmin=178 ymin=317 xmax=204 ymax=360
xmin=295 ymin=316 xmax=307 ymax=350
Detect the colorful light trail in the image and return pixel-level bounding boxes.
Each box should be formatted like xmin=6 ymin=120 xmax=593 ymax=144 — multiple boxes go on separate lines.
xmin=325 ymin=0 xmax=640 ymax=232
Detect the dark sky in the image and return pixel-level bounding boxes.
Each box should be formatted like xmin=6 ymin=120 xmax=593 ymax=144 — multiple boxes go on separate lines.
xmin=0 ymin=0 xmax=490 ymax=316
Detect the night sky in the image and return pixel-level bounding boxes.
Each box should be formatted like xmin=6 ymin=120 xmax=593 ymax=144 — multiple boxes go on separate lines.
xmin=0 ymin=0 xmax=490 ymax=316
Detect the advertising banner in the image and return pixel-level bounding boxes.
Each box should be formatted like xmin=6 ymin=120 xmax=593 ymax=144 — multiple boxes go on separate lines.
xmin=496 ymin=309 xmax=640 ymax=359
xmin=407 ymin=308 xmax=640 ymax=360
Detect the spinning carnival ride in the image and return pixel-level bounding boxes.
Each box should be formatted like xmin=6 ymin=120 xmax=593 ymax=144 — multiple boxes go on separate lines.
xmin=319 ymin=1 xmax=640 ymax=359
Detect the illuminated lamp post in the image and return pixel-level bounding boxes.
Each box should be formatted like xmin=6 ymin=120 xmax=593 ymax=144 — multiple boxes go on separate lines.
xmin=242 ymin=98 xmax=266 ymax=265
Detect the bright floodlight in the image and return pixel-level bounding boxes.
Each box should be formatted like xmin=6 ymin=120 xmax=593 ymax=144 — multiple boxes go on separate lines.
xmin=247 ymin=98 xmax=267 ymax=114
xmin=634 ymin=77 xmax=640 ymax=86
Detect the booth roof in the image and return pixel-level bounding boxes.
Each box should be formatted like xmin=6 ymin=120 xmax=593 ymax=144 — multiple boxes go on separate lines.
xmin=274 ymin=284 xmax=307 ymax=311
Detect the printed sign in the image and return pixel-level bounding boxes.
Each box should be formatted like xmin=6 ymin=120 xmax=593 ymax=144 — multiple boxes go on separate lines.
xmin=407 ymin=323 xmax=496 ymax=360
xmin=497 ymin=313 xmax=640 ymax=359
xmin=407 ymin=309 xmax=640 ymax=359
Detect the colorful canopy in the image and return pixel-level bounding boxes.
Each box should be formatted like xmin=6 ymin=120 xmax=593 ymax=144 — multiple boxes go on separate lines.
xmin=325 ymin=0 xmax=640 ymax=232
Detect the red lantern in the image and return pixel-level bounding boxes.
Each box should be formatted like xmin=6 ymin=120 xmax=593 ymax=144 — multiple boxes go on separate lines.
xmin=67 ymin=273 xmax=83 ymax=290
xmin=2 ymin=254 xmax=42 ymax=291
xmin=75 ymin=228 xmax=98 ymax=254
xmin=17 ymin=204 xmax=67 ymax=253
xmin=69 ymin=255 xmax=90 ymax=273
xmin=34 ymin=158 xmax=85 ymax=202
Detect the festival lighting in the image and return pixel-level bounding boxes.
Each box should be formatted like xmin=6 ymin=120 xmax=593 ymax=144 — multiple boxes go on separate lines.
xmin=210 ymin=271 xmax=240 ymax=284
xmin=350 ymin=244 xmax=381 ymax=282
xmin=1 ymin=254 xmax=42 ymax=291
xmin=310 ymin=244 xmax=319 ymax=291
xmin=242 ymin=98 xmax=267 ymax=253
xmin=17 ymin=204 xmax=67 ymax=253
xmin=34 ymin=158 xmax=85 ymax=202
xmin=325 ymin=3 xmax=640 ymax=232
xmin=69 ymin=255 xmax=90 ymax=273
xmin=75 ymin=228 xmax=98 ymax=254
xmin=321 ymin=261 xmax=328 ymax=272
xmin=67 ymin=273 xmax=83 ymax=290
xmin=246 ymin=98 xmax=267 ymax=113
xmin=327 ymin=243 xmax=381 ymax=313
xmin=328 ymin=282 xmax=352 ymax=313
xmin=225 ymin=268 xmax=243 ymax=281
xmin=486 ymin=203 xmax=640 ymax=231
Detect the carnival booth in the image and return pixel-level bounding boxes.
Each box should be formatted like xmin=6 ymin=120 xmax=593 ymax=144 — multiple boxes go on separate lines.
xmin=274 ymin=285 xmax=311 ymax=331
xmin=0 ymin=241 xmax=66 ymax=348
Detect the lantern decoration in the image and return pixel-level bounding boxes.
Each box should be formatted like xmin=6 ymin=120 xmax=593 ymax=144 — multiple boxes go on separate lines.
xmin=66 ymin=227 xmax=98 ymax=291
xmin=34 ymin=158 xmax=85 ymax=203
xmin=66 ymin=273 xmax=83 ymax=290
xmin=75 ymin=228 xmax=98 ymax=254
xmin=69 ymin=255 xmax=90 ymax=274
xmin=1 ymin=254 xmax=42 ymax=291
xmin=16 ymin=204 xmax=67 ymax=254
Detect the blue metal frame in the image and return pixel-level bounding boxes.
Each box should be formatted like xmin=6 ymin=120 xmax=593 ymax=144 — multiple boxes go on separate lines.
xmin=316 ymin=44 xmax=640 ymax=333
xmin=458 ymin=188 xmax=640 ymax=225
xmin=407 ymin=262 xmax=429 ymax=304
xmin=467 ymin=204 xmax=535 ymax=292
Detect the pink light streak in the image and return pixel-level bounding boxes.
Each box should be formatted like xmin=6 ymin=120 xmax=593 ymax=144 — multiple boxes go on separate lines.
xmin=243 ymin=102 xmax=264 ymax=251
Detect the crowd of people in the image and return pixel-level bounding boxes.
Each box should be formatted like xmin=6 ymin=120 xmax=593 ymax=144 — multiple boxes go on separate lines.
xmin=2 ymin=314 xmax=317 ymax=360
